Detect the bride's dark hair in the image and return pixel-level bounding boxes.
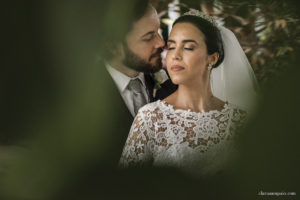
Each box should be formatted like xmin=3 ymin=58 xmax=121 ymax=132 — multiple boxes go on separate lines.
xmin=173 ymin=15 xmax=224 ymax=68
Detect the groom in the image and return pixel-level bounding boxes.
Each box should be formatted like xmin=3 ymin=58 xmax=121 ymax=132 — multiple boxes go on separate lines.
xmin=103 ymin=1 xmax=176 ymax=118
xmin=99 ymin=1 xmax=176 ymax=164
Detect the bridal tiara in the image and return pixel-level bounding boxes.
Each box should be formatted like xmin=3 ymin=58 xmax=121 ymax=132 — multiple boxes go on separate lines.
xmin=183 ymin=9 xmax=218 ymax=27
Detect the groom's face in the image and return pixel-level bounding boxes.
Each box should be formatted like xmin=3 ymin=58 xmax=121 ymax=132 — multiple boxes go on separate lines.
xmin=123 ymin=6 xmax=165 ymax=73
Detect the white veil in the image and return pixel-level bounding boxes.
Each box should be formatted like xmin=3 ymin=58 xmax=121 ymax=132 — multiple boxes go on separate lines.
xmin=210 ymin=26 xmax=259 ymax=112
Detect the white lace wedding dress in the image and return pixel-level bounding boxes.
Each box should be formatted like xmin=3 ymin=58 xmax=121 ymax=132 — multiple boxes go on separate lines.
xmin=119 ymin=100 xmax=246 ymax=176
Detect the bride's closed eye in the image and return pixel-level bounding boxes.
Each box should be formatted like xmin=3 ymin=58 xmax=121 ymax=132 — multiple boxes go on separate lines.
xmin=183 ymin=43 xmax=196 ymax=51
xmin=183 ymin=46 xmax=194 ymax=51
xmin=167 ymin=44 xmax=175 ymax=50
xmin=167 ymin=46 xmax=175 ymax=50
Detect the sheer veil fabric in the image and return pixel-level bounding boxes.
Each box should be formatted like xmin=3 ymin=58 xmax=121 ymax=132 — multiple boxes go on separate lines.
xmin=210 ymin=26 xmax=259 ymax=113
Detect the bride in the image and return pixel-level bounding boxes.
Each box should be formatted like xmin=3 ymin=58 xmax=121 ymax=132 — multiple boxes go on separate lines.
xmin=119 ymin=10 xmax=258 ymax=175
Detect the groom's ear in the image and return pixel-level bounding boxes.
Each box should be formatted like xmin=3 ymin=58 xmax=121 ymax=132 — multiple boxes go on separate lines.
xmin=110 ymin=43 xmax=126 ymax=62
xmin=103 ymin=41 xmax=124 ymax=61
xmin=115 ymin=43 xmax=125 ymax=59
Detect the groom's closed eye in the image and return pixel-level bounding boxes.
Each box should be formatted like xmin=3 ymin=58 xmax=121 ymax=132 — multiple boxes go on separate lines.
xmin=142 ymin=31 xmax=155 ymax=41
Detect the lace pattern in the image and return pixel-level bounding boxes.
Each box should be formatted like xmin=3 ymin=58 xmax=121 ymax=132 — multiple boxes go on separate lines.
xmin=119 ymin=100 xmax=246 ymax=173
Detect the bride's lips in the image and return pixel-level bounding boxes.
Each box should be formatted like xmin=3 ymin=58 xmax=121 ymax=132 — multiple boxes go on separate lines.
xmin=170 ymin=65 xmax=184 ymax=72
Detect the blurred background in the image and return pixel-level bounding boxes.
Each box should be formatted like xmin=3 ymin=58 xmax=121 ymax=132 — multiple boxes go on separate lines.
xmin=1 ymin=0 xmax=299 ymax=199
xmin=154 ymin=0 xmax=300 ymax=85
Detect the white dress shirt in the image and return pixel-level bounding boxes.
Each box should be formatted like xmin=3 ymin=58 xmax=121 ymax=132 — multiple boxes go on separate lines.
xmin=105 ymin=63 xmax=150 ymax=117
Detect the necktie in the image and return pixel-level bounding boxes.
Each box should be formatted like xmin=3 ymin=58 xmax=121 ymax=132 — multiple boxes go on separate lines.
xmin=128 ymin=78 xmax=147 ymax=116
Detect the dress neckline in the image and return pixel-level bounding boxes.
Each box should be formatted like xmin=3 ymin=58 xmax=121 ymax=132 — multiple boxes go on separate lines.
xmin=158 ymin=100 xmax=230 ymax=116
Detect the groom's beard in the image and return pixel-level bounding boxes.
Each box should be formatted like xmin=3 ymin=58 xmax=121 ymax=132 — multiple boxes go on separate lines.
xmin=122 ymin=44 xmax=162 ymax=74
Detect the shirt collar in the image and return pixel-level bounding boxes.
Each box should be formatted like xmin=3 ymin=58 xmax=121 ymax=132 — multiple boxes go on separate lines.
xmin=105 ymin=62 xmax=147 ymax=93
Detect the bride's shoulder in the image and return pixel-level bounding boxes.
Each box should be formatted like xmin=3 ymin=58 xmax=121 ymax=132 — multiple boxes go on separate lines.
xmin=226 ymin=103 xmax=245 ymax=111
xmin=140 ymin=100 xmax=161 ymax=111
xmin=226 ymin=103 xmax=247 ymax=121
xmin=136 ymin=100 xmax=165 ymax=116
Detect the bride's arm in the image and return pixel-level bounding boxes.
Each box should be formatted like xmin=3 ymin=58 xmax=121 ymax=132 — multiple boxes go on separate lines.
xmin=119 ymin=110 xmax=153 ymax=167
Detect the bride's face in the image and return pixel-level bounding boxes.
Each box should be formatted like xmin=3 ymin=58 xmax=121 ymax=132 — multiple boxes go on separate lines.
xmin=166 ymin=22 xmax=213 ymax=85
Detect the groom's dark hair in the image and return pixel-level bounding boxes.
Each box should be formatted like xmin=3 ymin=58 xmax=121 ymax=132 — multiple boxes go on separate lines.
xmin=100 ymin=0 xmax=151 ymax=60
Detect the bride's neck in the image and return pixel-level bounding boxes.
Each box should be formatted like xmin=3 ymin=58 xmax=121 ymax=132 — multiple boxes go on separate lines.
xmin=171 ymin=80 xmax=223 ymax=112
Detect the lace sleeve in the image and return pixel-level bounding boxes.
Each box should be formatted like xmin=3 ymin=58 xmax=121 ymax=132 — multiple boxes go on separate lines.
xmin=232 ymin=108 xmax=247 ymax=124
xmin=227 ymin=107 xmax=247 ymax=139
xmin=119 ymin=109 xmax=153 ymax=167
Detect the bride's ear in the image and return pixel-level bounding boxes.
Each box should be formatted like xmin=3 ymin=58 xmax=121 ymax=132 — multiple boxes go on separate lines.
xmin=208 ymin=52 xmax=219 ymax=66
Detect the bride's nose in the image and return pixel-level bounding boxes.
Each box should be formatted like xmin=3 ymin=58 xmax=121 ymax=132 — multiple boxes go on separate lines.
xmin=172 ymin=48 xmax=182 ymax=60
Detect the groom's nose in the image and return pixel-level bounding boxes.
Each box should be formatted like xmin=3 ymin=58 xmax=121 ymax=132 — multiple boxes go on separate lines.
xmin=154 ymin=33 xmax=165 ymax=49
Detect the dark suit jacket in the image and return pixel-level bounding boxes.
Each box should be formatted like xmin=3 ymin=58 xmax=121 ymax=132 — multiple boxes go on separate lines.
xmin=144 ymin=71 xmax=178 ymax=102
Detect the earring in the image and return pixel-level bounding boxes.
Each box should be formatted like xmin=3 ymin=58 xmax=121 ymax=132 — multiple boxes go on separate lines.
xmin=207 ymin=64 xmax=212 ymax=71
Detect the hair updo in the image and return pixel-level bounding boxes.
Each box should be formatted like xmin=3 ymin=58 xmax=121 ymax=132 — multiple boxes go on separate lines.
xmin=173 ymin=15 xmax=224 ymax=68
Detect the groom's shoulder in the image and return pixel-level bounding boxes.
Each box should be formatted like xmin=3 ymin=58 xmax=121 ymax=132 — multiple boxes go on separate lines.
xmin=152 ymin=68 xmax=177 ymax=100
xmin=156 ymin=80 xmax=177 ymax=100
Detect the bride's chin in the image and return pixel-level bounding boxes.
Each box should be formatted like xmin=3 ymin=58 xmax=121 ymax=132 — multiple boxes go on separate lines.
xmin=170 ymin=76 xmax=184 ymax=85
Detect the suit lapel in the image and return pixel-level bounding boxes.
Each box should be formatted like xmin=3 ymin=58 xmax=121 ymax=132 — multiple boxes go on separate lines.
xmin=144 ymin=73 xmax=155 ymax=102
xmin=144 ymin=70 xmax=178 ymax=102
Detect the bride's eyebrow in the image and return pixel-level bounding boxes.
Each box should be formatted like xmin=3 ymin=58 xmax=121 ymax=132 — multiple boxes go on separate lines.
xmin=182 ymin=39 xmax=198 ymax=44
xmin=167 ymin=39 xmax=198 ymax=44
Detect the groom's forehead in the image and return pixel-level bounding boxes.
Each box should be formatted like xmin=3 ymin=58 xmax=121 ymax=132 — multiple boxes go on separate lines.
xmin=129 ymin=8 xmax=160 ymax=39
